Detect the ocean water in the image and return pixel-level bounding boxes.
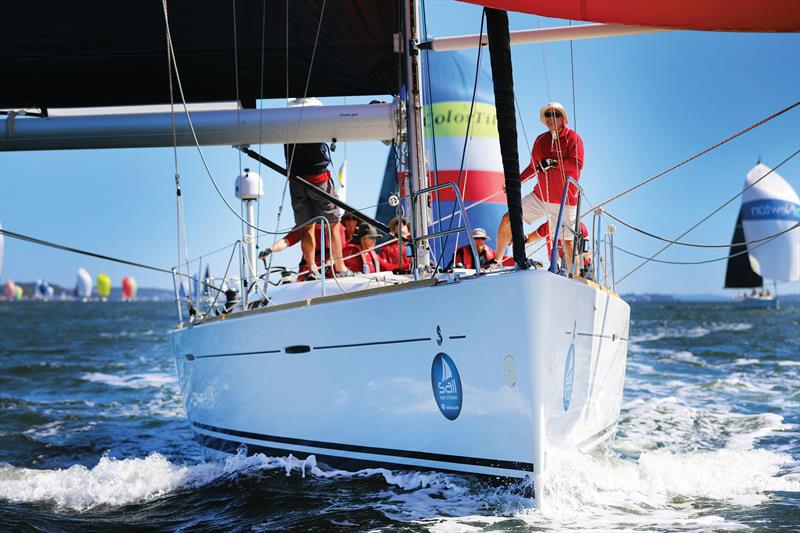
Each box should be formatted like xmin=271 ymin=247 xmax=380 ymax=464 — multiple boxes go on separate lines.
xmin=0 ymin=300 xmax=798 ymax=531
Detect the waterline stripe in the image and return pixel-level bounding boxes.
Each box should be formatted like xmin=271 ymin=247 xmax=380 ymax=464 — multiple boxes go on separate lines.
xmin=192 ymin=421 xmax=534 ymax=472
xmin=195 ymin=433 xmax=534 ymax=494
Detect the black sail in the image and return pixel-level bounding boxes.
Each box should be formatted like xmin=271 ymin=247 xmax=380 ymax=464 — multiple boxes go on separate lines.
xmin=0 ymin=1 xmax=400 ymax=109
xmin=724 ymin=210 xmax=763 ymax=288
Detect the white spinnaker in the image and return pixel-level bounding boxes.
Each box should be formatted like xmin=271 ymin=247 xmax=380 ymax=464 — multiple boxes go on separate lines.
xmin=76 ymin=268 xmax=93 ymax=298
xmin=741 ymin=163 xmax=800 ymax=282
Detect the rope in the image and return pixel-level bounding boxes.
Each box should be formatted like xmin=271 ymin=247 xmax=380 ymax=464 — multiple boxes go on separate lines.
xmin=592 ymin=100 xmax=800 ymax=212
xmin=606 ymin=148 xmax=800 ymax=249
xmin=613 ymin=223 xmax=799 ymax=265
xmin=616 ymin=148 xmax=800 ymax=283
xmin=1 ymin=228 xmax=173 ymax=275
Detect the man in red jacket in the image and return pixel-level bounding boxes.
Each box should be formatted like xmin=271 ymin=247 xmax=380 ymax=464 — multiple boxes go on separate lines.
xmin=343 ymin=224 xmax=383 ymax=274
xmin=453 ymin=227 xmax=496 ymax=270
xmin=493 ymin=101 xmax=584 ymax=273
xmin=377 ymin=216 xmax=412 ymax=273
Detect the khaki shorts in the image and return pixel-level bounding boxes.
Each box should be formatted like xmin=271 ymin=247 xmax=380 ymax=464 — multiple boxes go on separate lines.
xmin=521 ymin=192 xmax=578 ymax=243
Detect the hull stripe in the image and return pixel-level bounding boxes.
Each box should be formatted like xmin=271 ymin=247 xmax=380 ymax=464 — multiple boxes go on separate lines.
xmin=195 ymin=349 xmax=281 ymax=359
xmin=195 ymin=433 xmax=534 ymax=494
xmin=192 ymin=421 xmax=534 ymax=472
xmin=313 ymin=337 xmax=431 ymax=350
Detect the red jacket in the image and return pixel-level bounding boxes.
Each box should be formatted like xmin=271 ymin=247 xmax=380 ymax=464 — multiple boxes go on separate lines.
xmin=521 ymin=126 xmax=584 ymax=206
xmin=343 ymin=242 xmax=382 ymax=273
xmin=454 ymin=244 xmax=496 ymax=269
xmin=378 ymin=241 xmax=413 ymax=272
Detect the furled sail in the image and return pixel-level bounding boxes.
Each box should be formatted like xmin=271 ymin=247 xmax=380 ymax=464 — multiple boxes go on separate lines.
xmin=739 ymin=163 xmax=800 ymax=283
xmin=459 ymin=1 xmax=800 ymax=32
xmin=724 ymin=211 xmax=763 ymax=289
xmin=0 ymin=1 xmax=401 ymax=110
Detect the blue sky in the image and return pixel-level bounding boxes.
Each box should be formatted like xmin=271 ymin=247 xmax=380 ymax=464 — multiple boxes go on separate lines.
xmin=1 ymin=2 xmax=798 ymax=295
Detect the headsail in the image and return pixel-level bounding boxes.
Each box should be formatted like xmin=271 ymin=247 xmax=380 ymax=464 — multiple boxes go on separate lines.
xmin=459 ymin=1 xmax=800 ymax=33
xmin=740 ymin=163 xmax=800 ymax=283
xmin=724 ymin=211 xmax=763 ymax=289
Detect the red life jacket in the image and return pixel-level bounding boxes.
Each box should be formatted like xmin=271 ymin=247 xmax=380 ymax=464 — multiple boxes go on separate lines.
xmin=454 ymin=244 xmax=496 ymax=269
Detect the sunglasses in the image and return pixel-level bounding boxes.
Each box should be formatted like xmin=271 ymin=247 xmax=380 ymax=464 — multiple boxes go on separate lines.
xmin=544 ymin=111 xmax=562 ymax=118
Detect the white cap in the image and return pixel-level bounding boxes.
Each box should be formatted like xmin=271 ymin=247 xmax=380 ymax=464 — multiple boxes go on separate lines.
xmin=539 ymin=102 xmax=569 ymax=126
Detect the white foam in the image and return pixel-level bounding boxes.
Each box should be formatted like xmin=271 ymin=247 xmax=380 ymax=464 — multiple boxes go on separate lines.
xmin=629 ymin=322 xmax=752 ymax=343
xmin=81 ymin=372 xmax=175 ymax=389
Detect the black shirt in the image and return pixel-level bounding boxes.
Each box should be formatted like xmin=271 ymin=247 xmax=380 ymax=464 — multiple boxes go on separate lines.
xmin=284 ymin=143 xmax=331 ymax=177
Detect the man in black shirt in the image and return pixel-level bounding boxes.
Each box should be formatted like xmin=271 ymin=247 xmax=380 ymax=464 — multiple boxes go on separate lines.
xmin=285 ymin=136 xmax=348 ymax=278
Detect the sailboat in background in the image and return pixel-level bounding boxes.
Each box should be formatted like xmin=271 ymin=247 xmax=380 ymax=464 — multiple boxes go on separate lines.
xmin=724 ymin=163 xmax=800 ymax=308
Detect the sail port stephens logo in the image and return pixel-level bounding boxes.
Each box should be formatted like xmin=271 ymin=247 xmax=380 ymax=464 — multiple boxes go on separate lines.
xmin=431 ymin=353 xmax=462 ymax=420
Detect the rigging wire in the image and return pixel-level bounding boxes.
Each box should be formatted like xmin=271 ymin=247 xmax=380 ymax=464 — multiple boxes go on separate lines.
xmin=159 ymin=0 xmax=316 ymax=238
xmin=568 ymin=20 xmax=577 ymax=132
xmin=590 ymin=100 xmax=800 ymax=213
xmin=606 ymin=148 xmax=800 ymax=249
xmin=613 ymin=224 xmax=799 ymax=266
xmin=616 ymin=147 xmax=800 ymax=284
xmin=433 ymin=9 xmax=486 ymax=273
xmin=162 ymin=0 xmax=193 ymax=302
xmin=0 ymin=228 xmax=174 ymax=275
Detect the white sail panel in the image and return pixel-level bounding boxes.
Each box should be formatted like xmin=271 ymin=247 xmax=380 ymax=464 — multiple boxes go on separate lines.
xmin=76 ymin=268 xmax=93 ymax=299
xmin=741 ymin=163 xmax=800 ymax=282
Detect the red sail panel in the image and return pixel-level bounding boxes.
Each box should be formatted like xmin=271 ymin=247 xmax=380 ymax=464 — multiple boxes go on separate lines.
xmin=459 ymin=1 xmax=800 ymax=32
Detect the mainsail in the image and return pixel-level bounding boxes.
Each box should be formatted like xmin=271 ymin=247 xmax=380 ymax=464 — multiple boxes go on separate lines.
xmin=724 ymin=211 xmax=763 ymax=288
xmin=739 ymin=163 xmax=800 ymax=283
xmin=0 ymin=1 xmax=401 ymax=109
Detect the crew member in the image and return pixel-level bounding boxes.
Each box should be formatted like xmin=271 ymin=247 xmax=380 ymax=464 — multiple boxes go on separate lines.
xmin=285 ymin=98 xmax=349 ymax=278
xmin=453 ymin=227 xmax=496 ymax=270
xmin=343 ymin=224 xmax=383 ymax=274
xmin=493 ymin=101 xmax=584 ymax=273
xmin=378 ymin=216 xmax=412 ymax=273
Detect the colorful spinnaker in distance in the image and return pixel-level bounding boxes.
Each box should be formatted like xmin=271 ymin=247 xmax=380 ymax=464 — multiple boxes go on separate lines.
xmin=75 ymin=268 xmax=92 ymax=300
xmin=96 ymin=273 xmax=112 ymax=300
xmin=122 ymin=276 xmax=137 ymax=300
xmin=4 ymin=279 xmax=15 ymax=299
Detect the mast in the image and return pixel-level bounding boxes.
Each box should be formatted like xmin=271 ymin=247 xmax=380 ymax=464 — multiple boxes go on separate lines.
xmin=403 ymin=0 xmax=432 ymax=273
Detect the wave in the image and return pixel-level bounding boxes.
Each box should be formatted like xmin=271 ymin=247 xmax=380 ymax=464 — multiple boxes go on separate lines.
xmin=629 ymin=322 xmax=752 ymax=343
xmin=80 ymin=372 xmax=175 ymax=389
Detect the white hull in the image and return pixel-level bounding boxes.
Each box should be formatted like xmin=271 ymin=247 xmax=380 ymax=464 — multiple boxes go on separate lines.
xmin=739 ymin=295 xmax=779 ymax=309
xmin=171 ymin=269 xmax=629 ymax=500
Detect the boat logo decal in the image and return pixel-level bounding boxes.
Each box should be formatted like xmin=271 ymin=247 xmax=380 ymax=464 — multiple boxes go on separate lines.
xmin=436 ymin=325 xmax=443 ymax=346
xmin=563 ymin=344 xmax=575 ymax=411
xmin=431 ymin=352 xmax=462 ymax=420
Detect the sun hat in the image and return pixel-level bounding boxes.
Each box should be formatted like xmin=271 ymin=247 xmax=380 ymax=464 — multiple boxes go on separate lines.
xmin=471 ymin=227 xmax=490 ymax=240
xmin=539 ymin=102 xmax=569 ymax=126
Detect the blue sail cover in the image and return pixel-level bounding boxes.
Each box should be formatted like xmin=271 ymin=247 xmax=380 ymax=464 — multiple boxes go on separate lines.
xmin=377 ymin=50 xmax=508 ymax=267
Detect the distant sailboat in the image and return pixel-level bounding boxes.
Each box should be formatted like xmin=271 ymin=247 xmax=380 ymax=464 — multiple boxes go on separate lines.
xmin=724 ymin=163 xmax=800 ymax=308
xmin=97 ymin=273 xmax=112 ymax=301
xmin=121 ymin=276 xmax=137 ymax=301
xmin=75 ymin=268 xmax=93 ymax=301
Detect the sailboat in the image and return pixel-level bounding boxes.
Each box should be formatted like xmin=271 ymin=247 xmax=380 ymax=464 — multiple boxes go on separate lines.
xmin=724 ymin=163 xmax=800 ymax=308
xmin=1 ymin=0 xmax=796 ymax=506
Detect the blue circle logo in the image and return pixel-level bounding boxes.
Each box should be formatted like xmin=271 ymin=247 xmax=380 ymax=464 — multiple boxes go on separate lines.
xmin=431 ymin=352 xmax=462 ymax=420
xmin=563 ymin=344 xmax=575 ymax=411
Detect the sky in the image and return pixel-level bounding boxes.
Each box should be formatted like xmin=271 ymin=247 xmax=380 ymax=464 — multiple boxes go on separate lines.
xmin=1 ymin=1 xmax=799 ymax=296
